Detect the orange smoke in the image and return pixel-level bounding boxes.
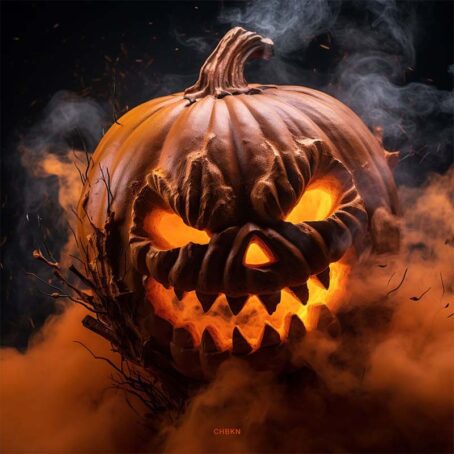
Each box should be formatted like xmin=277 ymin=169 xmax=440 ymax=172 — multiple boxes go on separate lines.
xmin=1 ymin=153 xmax=453 ymax=451
xmin=24 ymin=149 xmax=85 ymax=263
xmin=162 ymin=168 xmax=454 ymax=453
xmin=0 ymin=305 xmax=149 ymax=452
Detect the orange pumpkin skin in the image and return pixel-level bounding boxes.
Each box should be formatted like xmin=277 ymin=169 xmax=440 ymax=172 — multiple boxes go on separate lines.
xmin=77 ymin=28 xmax=399 ymax=379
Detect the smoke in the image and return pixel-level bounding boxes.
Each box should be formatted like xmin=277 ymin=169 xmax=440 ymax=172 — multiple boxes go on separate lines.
xmin=171 ymin=29 xmax=213 ymax=55
xmin=18 ymin=90 xmax=106 ymax=231
xmin=2 ymin=168 xmax=451 ymax=453
xmin=1 ymin=91 xmax=107 ymax=347
xmin=1 ymin=1 xmax=452 ymax=451
xmin=220 ymin=0 xmax=341 ymax=54
xmin=0 ymin=305 xmax=149 ymax=452
xmin=219 ymin=0 xmax=453 ymax=183
xmin=162 ymin=168 xmax=454 ymax=453
xmin=330 ymin=2 xmax=453 ymax=184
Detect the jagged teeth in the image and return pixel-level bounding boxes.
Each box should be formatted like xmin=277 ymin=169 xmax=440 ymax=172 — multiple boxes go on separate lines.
xmin=232 ymin=326 xmax=253 ymax=355
xmin=287 ymin=314 xmax=306 ymax=341
xmin=289 ymin=283 xmax=309 ymax=305
xmin=196 ymin=291 xmax=218 ymax=312
xmin=258 ymin=292 xmax=281 ymax=314
xmin=201 ymin=328 xmax=219 ymax=353
xmin=260 ymin=323 xmax=281 ymax=347
xmin=314 ymin=267 xmax=330 ymax=289
xmin=227 ymin=295 xmax=248 ymax=315
xmin=174 ymin=288 xmax=185 ymax=301
xmin=172 ymin=326 xmax=194 ymax=348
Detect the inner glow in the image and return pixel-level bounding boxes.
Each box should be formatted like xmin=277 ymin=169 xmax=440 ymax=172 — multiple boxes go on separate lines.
xmin=285 ymin=179 xmax=341 ymax=223
xmin=243 ymin=237 xmax=276 ymax=267
xmin=146 ymin=260 xmax=350 ymax=351
xmin=143 ymin=208 xmax=210 ymax=250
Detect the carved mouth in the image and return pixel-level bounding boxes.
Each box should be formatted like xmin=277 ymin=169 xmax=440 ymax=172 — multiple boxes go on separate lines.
xmin=145 ymin=261 xmax=349 ymax=354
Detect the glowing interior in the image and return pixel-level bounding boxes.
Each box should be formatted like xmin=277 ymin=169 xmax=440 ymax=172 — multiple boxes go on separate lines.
xmin=285 ymin=178 xmax=342 ymax=223
xmin=143 ymin=208 xmax=210 ymax=250
xmin=146 ymin=260 xmax=349 ymax=351
xmin=144 ymin=178 xmax=348 ymax=350
xmin=243 ymin=237 xmax=277 ymax=267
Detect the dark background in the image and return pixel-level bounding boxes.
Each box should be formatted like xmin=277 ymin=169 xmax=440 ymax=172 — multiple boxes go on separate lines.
xmin=1 ymin=1 xmax=453 ymax=349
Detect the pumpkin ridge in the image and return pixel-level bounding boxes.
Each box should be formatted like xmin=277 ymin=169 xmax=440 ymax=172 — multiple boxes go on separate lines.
xmin=75 ymin=26 xmax=400 ymax=381
xmin=257 ymin=90 xmax=333 ymax=143
xmin=266 ymin=88 xmax=396 ymax=217
xmin=94 ymin=95 xmax=182 ymax=165
xmin=204 ymin=99 xmax=242 ymax=193
xmin=89 ymin=99 xmax=187 ymax=225
xmin=237 ymin=94 xmax=313 ymax=205
xmin=222 ymin=95 xmax=259 ymax=218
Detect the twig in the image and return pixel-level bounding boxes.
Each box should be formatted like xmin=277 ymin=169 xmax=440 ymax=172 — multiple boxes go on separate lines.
xmin=26 ymin=271 xmax=64 ymax=293
xmin=410 ymin=287 xmax=431 ymax=302
xmin=99 ymin=165 xmax=114 ymax=210
xmin=32 ymin=249 xmax=59 ymax=269
xmin=74 ymin=340 xmax=124 ymax=375
xmin=37 ymin=217 xmax=58 ymax=264
xmin=387 ymin=271 xmax=396 ymax=287
xmin=386 ymin=267 xmax=408 ymax=297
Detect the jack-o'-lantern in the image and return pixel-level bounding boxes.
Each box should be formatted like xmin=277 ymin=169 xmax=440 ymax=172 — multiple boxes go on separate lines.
xmin=77 ymin=27 xmax=399 ymax=379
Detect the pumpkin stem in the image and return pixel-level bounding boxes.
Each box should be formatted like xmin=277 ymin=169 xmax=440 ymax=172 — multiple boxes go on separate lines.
xmin=184 ymin=27 xmax=274 ymax=103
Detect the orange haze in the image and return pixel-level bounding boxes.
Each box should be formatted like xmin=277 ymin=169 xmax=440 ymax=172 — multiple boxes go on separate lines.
xmin=1 ymin=152 xmax=453 ymax=452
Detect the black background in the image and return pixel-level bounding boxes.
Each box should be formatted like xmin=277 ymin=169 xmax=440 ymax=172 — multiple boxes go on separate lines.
xmin=1 ymin=1 xmax=453 ymax=348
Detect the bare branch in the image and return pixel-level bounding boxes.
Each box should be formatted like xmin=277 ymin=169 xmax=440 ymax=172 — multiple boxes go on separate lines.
xmin=386 ymin=267 xmax=408 ymax=297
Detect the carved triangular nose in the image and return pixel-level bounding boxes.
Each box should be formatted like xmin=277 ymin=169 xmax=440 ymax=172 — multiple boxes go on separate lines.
xmin=243 ymin=236 xmax=277 ymax=268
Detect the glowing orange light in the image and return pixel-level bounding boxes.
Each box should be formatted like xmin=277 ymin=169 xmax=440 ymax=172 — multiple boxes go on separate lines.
xmin=285 ymin=178 xmax=341 ymax=223
xmin=146 ymin=261 xmax=350 ymax=351
xmin=143 ymin=208 xmax=210 ymax=250
xmin=144 ymin=180 xmax=349 ymax=351
xmin=243 ymin=237 xmax=276 ymax=267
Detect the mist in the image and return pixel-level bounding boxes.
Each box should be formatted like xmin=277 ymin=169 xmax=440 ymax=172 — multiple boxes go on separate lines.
xmin=1 ymin=168 xmax=452 ymax=452
xmin=220 ymin=0 xmax=453 ymax=185
xmin=1 ymin=0 xmax=452 ymax=452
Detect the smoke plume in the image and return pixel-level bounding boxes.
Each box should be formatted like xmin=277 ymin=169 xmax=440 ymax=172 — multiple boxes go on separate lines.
xmin=1 ymin=0 xmax=452 ymax=452
xmin=0 ymin=304 xmax=150 ymax=452
xmin=160 ymin=168 xmax=454 ymax=453
xmin=1 ymin=168 xmax=452 ymax=452
xmin=220 ymin=0 xmax=453 ymax=184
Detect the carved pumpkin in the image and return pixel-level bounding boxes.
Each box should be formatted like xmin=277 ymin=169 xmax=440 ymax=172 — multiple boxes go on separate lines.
xmin=77 ymin=27 xmax=399 ymax=379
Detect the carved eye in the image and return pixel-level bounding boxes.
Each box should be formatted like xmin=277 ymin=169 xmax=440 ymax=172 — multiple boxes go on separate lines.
xmin=285 ymin=177 xmax=342 ymax=223
xmin=143 ymin=208 xmax=210 ymax=250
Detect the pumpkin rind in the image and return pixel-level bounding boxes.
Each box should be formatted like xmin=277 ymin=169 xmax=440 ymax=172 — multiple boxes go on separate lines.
xmin=76 ymin=27 xmax=399 ymax=379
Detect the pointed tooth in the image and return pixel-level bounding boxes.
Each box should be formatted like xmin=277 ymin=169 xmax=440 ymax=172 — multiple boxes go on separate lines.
xmin=289 ymin=283 xmax=309 ymax=305
xmin=288 ymin=314 xmax=306 ymax=341
xmin=258 ymin=292 xmax=281 ymax=314
xmin=260 ymin=323 xmax=281 ymax=348
xmin=315 ymin=267 xmax=330 ymax=289
xmin=227 ymin=295 xmax=248 ymax=315
xmin=232 ymin=327 xmax=253 ymax=355
xmin=196 ymin=291 xmax=218 ymax=312
xmin=201 ymin=329 xmax=219 ymax=353
xmin=174 ymin=288 xmax=185 ymax=301
xmin=172 ymin=326 xmax=194 ymax=348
